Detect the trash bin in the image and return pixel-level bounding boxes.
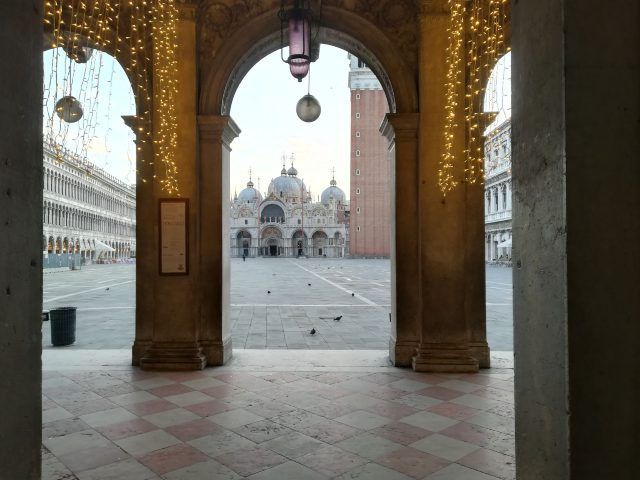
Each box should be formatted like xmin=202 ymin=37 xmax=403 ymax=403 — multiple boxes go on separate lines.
xmin=49 ymin=307 xmax=77 ymax=346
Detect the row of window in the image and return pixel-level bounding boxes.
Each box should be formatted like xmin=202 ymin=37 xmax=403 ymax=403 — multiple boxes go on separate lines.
xmin=44 ymin=167 xmax=135 ymax=218
xmin=485 ymin=183 xmax=510 ymax=213
xmin=43 ymin=202 xmax=135 ymax=236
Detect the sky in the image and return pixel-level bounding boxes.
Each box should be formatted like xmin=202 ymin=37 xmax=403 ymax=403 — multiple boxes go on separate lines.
xmin=42 ymin=46 xmax=510 ymax=197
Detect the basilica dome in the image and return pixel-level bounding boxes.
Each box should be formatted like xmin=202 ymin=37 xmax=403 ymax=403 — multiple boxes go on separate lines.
xmin=237 ymin=179 xmax=262 ymax=203
xmin=321 ymin=178 xmax=346 ymax=205
xmin=268 ymin=167 xmax=305 ymax=198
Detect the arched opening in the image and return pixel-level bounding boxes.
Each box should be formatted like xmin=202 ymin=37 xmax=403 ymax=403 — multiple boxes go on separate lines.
xmin=260 ymin=203 xmax=286 ymax=224
xmin=236 ymin=230 xmax=252 ymax=257
xmin=199 ymin=6 xmax=419 ymax=365
xmin=311 ymin=230 xmax=328 ymax=257
xmin=482 ymin=52 xmax=513 ymax=353
xmin=261 ymin=226 xmax=284 ymax=257
xmin=41 ymin=38 xmax=138 ymax=350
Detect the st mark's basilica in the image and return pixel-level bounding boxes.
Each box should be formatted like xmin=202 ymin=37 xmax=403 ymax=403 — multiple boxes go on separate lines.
xmin=230 ymin=162 xmax=348 ymax=258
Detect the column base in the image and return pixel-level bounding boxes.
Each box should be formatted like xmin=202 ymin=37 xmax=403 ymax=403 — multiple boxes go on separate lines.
xmin=389 ymin=338 xmax=420 ymax=367
xmin=412 ymin=343 xmax=479 ymax=373
xmin=468 ymin=341 xmax=491 ymax=369
xmin=132 ymin=339 xmax=153 ymax=366
xmin=140 ymin=342 xmax=207 ymax=371
xmin=200 ymin=337 xmax=233 ymax=366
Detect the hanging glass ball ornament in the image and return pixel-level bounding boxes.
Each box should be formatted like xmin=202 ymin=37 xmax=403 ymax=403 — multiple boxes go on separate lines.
xmin=296 ymin=94 xmax=321 ymax=122
xmin=55 ymin=96 xmax=83 ymax=123
xmin=63 ymin=44 xmax=94 ymax=64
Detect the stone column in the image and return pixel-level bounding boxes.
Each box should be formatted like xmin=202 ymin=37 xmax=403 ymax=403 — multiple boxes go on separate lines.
xmin=413 ymin=1 xmax=478 ymax=372
xmin=513 ymin=0 xmax=640 ymax=478
xmin=466 ymin=177 xmax=490 ymax=367
xmin=381 ymin=113 xmax=421 ymax=367
xmin=140 ymin=2 xmax=205 ymax=370
xmin=197 ymin=115 xmax=240 ymax=366
xmin=123 ymin=115 xmax=155 ymax=365
xmin=0 ymin=2 xmax=42 ymax=478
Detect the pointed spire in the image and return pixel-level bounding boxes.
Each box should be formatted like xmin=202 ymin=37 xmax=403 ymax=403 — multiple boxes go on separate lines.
xmin=330 ymin=167 xmax=337 ymax=186
xmin=288 ymin=153 xmax=298 ymax=176
xmin=281 ymin=154 xmax=287 ymax=175
xmin=247 ymin=167 xmax=254 ymax=188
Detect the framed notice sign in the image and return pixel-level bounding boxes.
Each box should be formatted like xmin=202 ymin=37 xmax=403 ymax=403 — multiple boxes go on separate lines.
xmin=159 ymin=199 xmax=189 ymax=275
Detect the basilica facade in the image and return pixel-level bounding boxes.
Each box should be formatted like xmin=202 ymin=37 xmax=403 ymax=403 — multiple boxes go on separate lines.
xmin=230 ymin=163 xmax=348 ymax=258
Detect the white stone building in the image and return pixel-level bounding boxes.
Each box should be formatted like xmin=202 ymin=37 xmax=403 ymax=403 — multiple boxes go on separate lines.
xmin=42 ymin=139 xmax=136 ymax=268
xmin=484 ymin=119 xmax=512 ymax=264
xmin=230 ymin=163 xmax=348 ymax=258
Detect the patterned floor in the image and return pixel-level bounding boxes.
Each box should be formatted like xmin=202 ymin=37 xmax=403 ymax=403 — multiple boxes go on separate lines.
xmin=42 ymin=356 xmax=515 ymax=480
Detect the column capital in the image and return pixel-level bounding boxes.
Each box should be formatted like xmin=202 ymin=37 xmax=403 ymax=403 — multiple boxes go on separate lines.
xmin=197 ymin=115 xmax=241 ymax=148
xmin=380 ymin=113 xmax=419 ymax=143
xmin=121 ymin=115 xmax=145 ymax=134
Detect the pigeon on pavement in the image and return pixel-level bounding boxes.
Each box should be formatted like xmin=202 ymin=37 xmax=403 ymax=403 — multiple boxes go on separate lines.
xmin=310 ymin=328 xmax=316 ymax=335
xmin=333 ymin=315 xmax=342 ymax=321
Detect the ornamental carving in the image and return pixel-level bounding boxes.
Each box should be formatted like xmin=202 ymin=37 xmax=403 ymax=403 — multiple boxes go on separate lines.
xmin=198 ymin=0 xmax=280 ymax=59
xmin=325 ymin=0 xmax=419 ymax=69
xmin=198 ymin=0 xmax=420 ymax=74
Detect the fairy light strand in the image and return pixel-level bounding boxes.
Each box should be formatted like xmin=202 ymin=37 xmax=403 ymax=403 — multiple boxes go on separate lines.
xmin=43 ymin=0 xmax=181 ymax=195
xmin=439 ymin=0 xmax=509 ymax=194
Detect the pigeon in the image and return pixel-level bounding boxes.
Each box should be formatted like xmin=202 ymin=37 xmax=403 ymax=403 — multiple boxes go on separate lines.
xmin=333 ymin=315 xmax=342 ymax=321
xmin=105 ymin=287 xmax=110 ymax=291
xmin=310 ymin=328 xmax=316 ymax=335
xmin=351 ymin=293 xmax=355 ymax=297
xmin=267 ymin=290 xmax=271 ymax=294
xmin=308 ymin=283 xmax=311 ymax=286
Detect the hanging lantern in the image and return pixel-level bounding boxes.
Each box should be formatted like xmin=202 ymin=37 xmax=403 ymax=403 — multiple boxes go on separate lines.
xmin=296 ymin=94 xmax=321 ymax=122
xmin=279 ymin=0 xmax=320 ymax=82
xmin=55 ymin=96 xmax=83 ymax=123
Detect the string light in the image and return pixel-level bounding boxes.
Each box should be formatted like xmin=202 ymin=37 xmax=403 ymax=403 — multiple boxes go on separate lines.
xmin=439 ymin=0 xmax=464 ymax=195
xmin=43 ymin=0 xmax=181 ymax=195
xmin=439 ymin=0 xmax=509 ymax=195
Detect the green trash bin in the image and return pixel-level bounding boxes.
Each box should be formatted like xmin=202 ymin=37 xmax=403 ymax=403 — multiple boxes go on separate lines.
xmin=49 ymin=307 xmax=77 ymax=346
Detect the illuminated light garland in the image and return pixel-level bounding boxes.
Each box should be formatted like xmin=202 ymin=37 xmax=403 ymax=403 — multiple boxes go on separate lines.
xmin=463 ymin=0 xmax=509 ymax=185
xmin=439 ymin=0 xmax=509 ymax=194
xmin=43 ymin=0 xmax=181 ymax=195
xmin=439 ymin=0 xmax=465 ymax=195
xmin=151 ymin=0 xmax=180 ymax=195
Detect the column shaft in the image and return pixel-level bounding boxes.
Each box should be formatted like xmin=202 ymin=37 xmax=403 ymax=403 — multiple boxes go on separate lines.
xmin=381 ymin=113 xmax=421 ymax=366
xmin=140 ymin=4 xmax=204 ymax=370
xmin=414 ymin=6 xmax=478 ymax=372
xmin=197 ymin=115 xmax=239 ymax=366
xmin=513 ymin=0 xmax=640 ymax=477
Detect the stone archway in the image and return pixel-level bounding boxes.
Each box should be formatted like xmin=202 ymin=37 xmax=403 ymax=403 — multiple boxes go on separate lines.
xmin=135 ymin=0 xmax=489 ymax=373
xmin=191 ymin=1 xmax=422 ymax=368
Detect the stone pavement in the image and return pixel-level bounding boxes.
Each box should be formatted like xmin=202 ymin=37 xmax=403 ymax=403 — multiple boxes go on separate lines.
xmin=42 ymin=350 xmax=515 ymax=480
xmin=42 ymin=259 xmax=513 ymax=351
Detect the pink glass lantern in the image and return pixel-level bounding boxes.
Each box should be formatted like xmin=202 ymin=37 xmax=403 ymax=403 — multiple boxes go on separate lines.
xmin=288 ymin=16 xmax=310 ymax=81
xmin=280 ymin=0 xmax=317 ymax=82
